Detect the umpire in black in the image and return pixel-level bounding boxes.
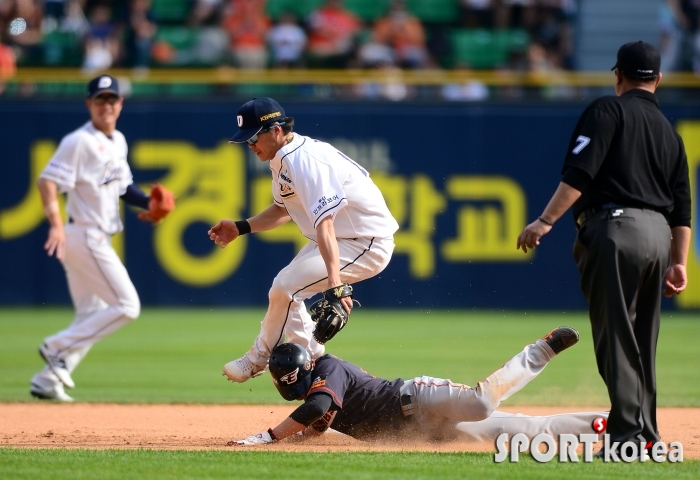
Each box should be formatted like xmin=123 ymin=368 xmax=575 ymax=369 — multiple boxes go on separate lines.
xmin=516 ymin=41 xmax=691 ymax=450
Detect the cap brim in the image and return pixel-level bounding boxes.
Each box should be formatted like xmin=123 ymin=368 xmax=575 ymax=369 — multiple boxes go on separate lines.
xmin=88 ymin=88 xmax=120 ymax=99
xmin=229 ymin=126 xmax=263 ymax=144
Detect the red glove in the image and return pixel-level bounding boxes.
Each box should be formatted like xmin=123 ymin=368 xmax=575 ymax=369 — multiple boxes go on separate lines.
xmin=137 ymin=183 xmax=175 ymax=224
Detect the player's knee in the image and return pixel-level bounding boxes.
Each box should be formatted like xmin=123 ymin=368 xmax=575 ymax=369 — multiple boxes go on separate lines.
xmin=121 ymin=296 xmax=141 ymax=320
xmin=269 ymin=276 xmax=294 ymax=303
xmin=471 ymin=395 xmax=497 ymax=421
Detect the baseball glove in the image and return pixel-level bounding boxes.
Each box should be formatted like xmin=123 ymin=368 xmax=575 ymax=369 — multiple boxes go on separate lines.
xmin=310 ymin=284 xmax=354 ymax=344
xmin=137 ymin=183 xmax=175 ymax=224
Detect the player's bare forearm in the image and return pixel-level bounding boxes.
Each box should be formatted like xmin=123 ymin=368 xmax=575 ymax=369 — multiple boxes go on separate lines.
xmin=37 ymin=178 xmax=63 ymax=227
xmin=270 ymin=417 xmax=308 ymax=441
xmin=209 ymin=205 xmax=290 ymax=248
xmin=37 ymin=177 xmax=65 ymax=259
xmin=248 ymin=204 xmax=290 ymax=233
xmin=516 ymin=182 xmax=581 ymax=253
xmin=316 ymin=216 xmax=341 ymax=288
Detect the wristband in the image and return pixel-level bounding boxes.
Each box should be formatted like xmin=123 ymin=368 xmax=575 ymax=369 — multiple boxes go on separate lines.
xmin=267 ymin=428 xmax=278 ymax=441
xmin=235 ymin=219 xmax=251 ymax=235
xmin=44 ymin=201 xmax=59 ymax=217
xmin=537 ymin=216 xmax=553 ymax=226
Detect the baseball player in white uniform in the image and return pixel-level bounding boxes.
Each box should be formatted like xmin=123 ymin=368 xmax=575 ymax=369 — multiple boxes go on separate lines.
xmin=30 ymin=75 xmax=171 ymax=402
xmin=208 ymin=97 xmax=399 ymax=383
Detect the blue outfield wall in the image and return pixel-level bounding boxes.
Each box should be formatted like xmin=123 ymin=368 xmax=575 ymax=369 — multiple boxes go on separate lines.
xmin=2 ymin=100 xmax=700 ymax=310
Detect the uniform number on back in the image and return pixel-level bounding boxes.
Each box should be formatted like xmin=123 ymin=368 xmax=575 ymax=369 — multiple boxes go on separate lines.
xmin=572 ymin=135 xmax=591 ymax=154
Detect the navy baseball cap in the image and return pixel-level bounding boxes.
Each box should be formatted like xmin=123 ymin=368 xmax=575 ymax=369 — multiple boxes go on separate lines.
xmin=86 ymin=74 xmax=120 ymax=99
xmin=229 ymin=97 xmax=286 ymax=143
xmin=611 ymin=41 xmax=660 ymax=79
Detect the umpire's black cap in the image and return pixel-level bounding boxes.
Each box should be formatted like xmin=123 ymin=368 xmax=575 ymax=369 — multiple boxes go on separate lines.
xmin=229 ymin=97 xmax=286 ymax=144
xmin=86 ymin=74 xmax=120 ymax=98
xmin=611 ymin=41 xmax=660 ymax=79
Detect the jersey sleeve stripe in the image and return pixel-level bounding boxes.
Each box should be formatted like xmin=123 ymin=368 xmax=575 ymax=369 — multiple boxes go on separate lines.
xmin=308 ymin=386 xmax=343 ymax=407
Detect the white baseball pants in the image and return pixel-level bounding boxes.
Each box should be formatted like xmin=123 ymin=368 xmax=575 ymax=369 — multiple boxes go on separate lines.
xmin=246 ymin=236 xmax=394 ymax=366
xmin=454 ymin=410 xmax=609 ymax=441
xmin=33 ymin=224 xmax=140 ymax=389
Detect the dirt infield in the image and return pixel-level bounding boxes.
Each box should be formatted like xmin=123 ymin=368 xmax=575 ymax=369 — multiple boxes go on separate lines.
xmin=1 ymin=404 xmax=698 ymax=456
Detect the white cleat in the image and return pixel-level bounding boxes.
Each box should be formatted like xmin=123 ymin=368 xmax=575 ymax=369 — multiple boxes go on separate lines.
xmin=223 ymin=355 xmax=267 ymax=383
xmin=30 ymin=382 xmax=74 ymax=402
xmin=39 ymin=344 xmax=75 ymax=389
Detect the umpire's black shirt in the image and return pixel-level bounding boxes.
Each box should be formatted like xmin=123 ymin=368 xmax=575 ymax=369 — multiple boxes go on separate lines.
xmin=561 ymin=88 xmax=691 ymax=228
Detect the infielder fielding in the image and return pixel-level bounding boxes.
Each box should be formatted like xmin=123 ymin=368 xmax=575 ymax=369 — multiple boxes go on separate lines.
xmin=230 ymin=327 xmax=609 ymax=445
xmin=516 ymin=41 xmax=691 ymax=453
xmin=208 ymin=97 xmax=398 ymax=383
xmin=31 ymin=75 xmax=175 ymax=402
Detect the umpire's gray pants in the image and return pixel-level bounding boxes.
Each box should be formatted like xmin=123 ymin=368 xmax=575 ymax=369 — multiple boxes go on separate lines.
xmin=574 ymin=207 xmax=670 ymax=445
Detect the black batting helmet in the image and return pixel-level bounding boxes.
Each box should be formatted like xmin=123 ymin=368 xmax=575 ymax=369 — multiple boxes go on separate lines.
xmin=269 ymin=343 xmax=314 ymax=401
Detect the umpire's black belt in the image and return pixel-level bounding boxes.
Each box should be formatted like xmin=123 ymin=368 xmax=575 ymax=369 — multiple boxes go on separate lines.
xmin=577 ymin=204 xmax=628 ymax=229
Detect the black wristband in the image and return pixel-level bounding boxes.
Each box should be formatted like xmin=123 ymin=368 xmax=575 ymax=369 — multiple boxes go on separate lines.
xmin=235 ymin=219 xmax=251 ymax=235
xmin=538 ymin=216 xmax=554 ymax=226
xmin=267 ymin=428 xmax=278 ymax=441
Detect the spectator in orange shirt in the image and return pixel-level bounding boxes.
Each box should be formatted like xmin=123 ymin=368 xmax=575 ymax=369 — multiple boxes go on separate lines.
xmin=373 ymin=0 xmax=430 ymax=69
xmin=222 ymin=0 xmax=271 ymax=69
xmin=0 ymin=39 xmax=17 ymax=93
xmin=306 ymin=0 xmax=361 ymax=68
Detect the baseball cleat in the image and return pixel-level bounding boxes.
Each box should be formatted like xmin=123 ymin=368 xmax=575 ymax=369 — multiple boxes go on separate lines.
xmin=39 ymin=344 xmax=75 ymax=389
xmin=541 ymin=327 xmax=579 ymax=355
xmin=30 ymin=382 xmax=74 ymax=402
xmin=223 ymin=355 xmax=268 ymax=383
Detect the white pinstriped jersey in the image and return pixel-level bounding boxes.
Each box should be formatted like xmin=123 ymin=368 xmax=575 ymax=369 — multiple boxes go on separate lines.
xmin=40 ymin=121 xmax=133 ymax=235
xmin=269 ymin=134 xmax=399 ymax=240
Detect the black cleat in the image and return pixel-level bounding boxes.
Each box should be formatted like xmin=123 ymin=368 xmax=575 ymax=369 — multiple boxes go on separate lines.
xmin=541 ymin=327 xmax=579 ymax=355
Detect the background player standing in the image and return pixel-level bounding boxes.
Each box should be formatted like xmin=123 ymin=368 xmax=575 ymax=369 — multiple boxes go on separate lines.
xmin=229 ymin=328 xmax=608 ymax=445
xmin=516 ymin=41 xmax=691 ymax=454
xmin=208 ymin=97 xmax=398 ymax=383
xmin=31 ymin=75 xmax=175 ymax=402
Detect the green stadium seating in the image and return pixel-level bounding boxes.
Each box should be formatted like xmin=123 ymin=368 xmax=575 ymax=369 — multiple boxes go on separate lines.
xmin=265 ymin=0 xmax=301 ymax=19
xmin=41 ymin=31 xmax=83 ymax=67
xmin=406 ymin=0 xmax=459 ymax=23
xmin=451 ymin=29 xmax=529 ymax=69
xmin=151 ymin=0 xmax=190 ymax=23
xmin=343 ymin=0 xmax=392 ymax=20
xmin=266 ymin=0 xmax=325 ymax=20
xmin=267 ymin=0 xmax=391 ymax=22
xmin=154 ymin=26 xmax=198 ymax=51
xmin=508 ymin=28 xmax=530 ymax=52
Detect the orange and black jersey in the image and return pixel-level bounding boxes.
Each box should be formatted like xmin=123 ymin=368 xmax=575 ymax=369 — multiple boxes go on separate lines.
xmin=291 ymin=354 xmax=405 ymax=440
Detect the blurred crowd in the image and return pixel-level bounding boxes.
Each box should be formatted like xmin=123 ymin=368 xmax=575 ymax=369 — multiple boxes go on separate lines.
xmin=661 ymin=0 xmax=700 ymax=73
xmin=1 ymin=1 xmax=699 ymax=102
xmin=0 ymin=0 xmax=577 ymax=73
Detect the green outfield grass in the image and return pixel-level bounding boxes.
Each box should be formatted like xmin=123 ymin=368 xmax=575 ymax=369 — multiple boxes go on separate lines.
xmin=0 ymin=449 xmax=698 ymax=480
xmin=1 ymin=307 xmax=699 ymax=406
xmin=2 ymin=307 xmax=699 ymax=479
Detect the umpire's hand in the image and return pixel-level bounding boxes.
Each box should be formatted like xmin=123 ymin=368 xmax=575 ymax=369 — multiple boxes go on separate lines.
xmin=517 ymin=219 xmax=552 ymax=253
xmin=663 ymin=264 xmax=688 ymax=297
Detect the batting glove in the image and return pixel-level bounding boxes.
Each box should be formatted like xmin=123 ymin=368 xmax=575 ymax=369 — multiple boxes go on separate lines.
xmin=227 ymin=429 xmax=277 ymax=446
